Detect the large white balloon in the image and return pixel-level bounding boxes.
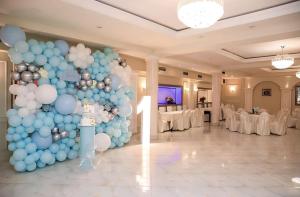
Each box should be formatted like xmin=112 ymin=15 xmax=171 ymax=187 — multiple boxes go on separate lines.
xmin=35 ymin=84 xmax=57 ymax=104
xmin=67 ymin=43 xmax=94 ymax=69
xmin=95 ymin=133 xmax=111 ymax=152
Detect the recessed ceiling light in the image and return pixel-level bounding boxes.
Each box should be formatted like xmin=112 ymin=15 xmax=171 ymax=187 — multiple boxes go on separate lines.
xmin=248 ymin=25 xmax=256 ymax=29
xmin=96 ymin=26 xmax=102 ymax=29
xmin=292 ymin=177 xmax=300 ymax=184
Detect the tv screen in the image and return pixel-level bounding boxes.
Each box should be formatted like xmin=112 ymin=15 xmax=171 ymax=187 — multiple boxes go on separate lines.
xmin=158 ymin=85 xmax=183 ymax=105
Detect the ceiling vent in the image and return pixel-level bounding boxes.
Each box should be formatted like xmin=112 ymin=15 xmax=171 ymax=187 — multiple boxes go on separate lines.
xmin=183 ymin=71 xmax=189 ymax=76
xmin=159 ymin=67 xmax=166 ymax=72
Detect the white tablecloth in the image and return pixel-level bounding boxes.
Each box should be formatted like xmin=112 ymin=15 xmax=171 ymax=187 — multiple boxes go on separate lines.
xmin=160 ymin=111 xmax=183 ymax=122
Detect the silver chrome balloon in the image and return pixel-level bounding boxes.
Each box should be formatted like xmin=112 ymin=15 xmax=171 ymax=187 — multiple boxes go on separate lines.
xmin=51 ymin=127 xmax=59 ymax=134
xmin=104 ymin=104 xmax=111 ymax=112
xmin=21 ymin=71 xmax=33 ymax=82
xmin=11 ymin=71 xmax=21 ymax=81
xmin=81 ymin=71 xmax=91 ymax=80
xmin=96 ymin=81 xmax=105 ymax=89
xmin=27 ymin=64 xmax=38 ymax=72
xmin=111 ymin=107 xmax=119 ymax=115
xmin=81 ymin=85 xmax=88 ymax=91
xmin=79 ymin=80 xmax=86 ymax=86
xmin=18 ymin=80 xmax=27 ymax=85
xmin=32 ymin=72 xmax=41 ymax=80
xmin=42 ymin=104 xmax=51 ymax=112
xmin=104 ymin=85 xmax=112 ymax=93
xmin=16 ymin=64 xmax=27 ymax=73
xmin=60 ymin=130 xmax=69 ymax=138
xmin=120 ymin=61 xmax=127 ymax=67
xmin=52 ymin=133 xmax=61 ymax=142
xmin=103 ymin=76 xmax=112 ymax=85
xmin=86 ymin=79 xmax=93 ymax=87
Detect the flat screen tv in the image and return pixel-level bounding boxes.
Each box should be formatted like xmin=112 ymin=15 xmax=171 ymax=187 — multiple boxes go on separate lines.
xmin=158 ymin=85 xmax=183 ymax=105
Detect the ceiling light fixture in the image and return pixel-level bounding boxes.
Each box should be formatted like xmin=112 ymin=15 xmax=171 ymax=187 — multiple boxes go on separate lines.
xmin=272 ymin=46 xmax=294 ymax=69
xmin=177 ymin=0 xmax=224 ymax=29
xmin=296 ymin=71 xmax=300 ymax=79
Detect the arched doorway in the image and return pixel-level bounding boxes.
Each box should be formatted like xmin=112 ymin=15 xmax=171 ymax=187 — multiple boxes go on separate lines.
xmin=252 ymin=81 xmax=281 ymax=114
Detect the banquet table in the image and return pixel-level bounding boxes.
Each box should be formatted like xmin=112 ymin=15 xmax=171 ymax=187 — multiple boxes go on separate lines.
xmin=159 ymin=111 xmax=183 ymax=130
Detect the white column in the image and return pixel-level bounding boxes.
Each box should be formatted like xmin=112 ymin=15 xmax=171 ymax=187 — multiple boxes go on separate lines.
xmin=145 ymin=56 xmax=158 ymax=139
xmin=211 ymin=73 xmax=222 ymax=125
xmin=244 ymin=88 xmax=253 ymax=112
xmin=281 ymin=88 xmax=292 ymax=112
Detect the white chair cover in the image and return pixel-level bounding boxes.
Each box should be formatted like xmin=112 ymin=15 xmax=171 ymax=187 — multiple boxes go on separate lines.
xmin=191 ymin=108 xmax=204 ymax=127
xmin=172 ymin=111 xmax=184 ymax=131
xmin=183 ymin=110 xmax=192 ymax=129
xmin=177 ymin=105 xmax=182 ymax=111
xmin=158 ymin=106 xmax=166 ymax=112
xmin=256 ymin=112 xmax=271 ymax=135
xmin=157 ymin=113 xmax=170 ymax=133
xmin=224 ymin=107 xmax=231 ymax=129
xmin=270 ymin=113 xmax=288 ymax=135
xmin=237 ymin=108 xmax=245 ymax=113
xmin=229 ymin=111 xmax=240 ymax=132
xmin=166 ymin=106 xmax=175 ymax=112
xmin=239 ymin=111 xmax=252 ymax=134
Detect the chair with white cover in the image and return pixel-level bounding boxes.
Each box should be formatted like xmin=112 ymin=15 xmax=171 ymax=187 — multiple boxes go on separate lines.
xmin=158 ymin=106 xmax=166 ymax=112
xmin=229 ymin=111 xmax=240 ymax=132
xmin=270 ymin=113 xmax=289 ymax=135
xmin=191 ymin=108 xmax=204 ymax=127
xmin=166 ymin=105 xmax=175 ymax=112
xmin=239 ymin=111 xmax=252 ymax=134
xmin=177 ymin=105 xmax=182 ymax=111
xmin=157 ymin=113 xmax=170 ymax=133
xmin=224 ymin=107 xmax=232 ymax=129
xmin=183 ymin=110 xmax=192 ymax=129
xmin=172 ymin=111 xmax=184 ymax=131
xmin=287 ymin=109 xmax=300 ymax=128
xmin=256 ymin=112 xmax=271 ymax=135
xmin=237 ymin=108 xmax=245 ymax=113
xmin=182 ymin=105 xmax=187 ymax=110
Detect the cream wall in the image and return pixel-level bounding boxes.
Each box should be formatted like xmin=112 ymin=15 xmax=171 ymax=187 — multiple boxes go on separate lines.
xmin=252 ymin=81 xmax=281 ymax=114
xmin=221 ymin=78 xmax=245 ymax=109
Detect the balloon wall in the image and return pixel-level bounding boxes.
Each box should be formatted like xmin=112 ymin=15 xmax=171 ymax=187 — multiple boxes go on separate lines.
xmin=1 ymin=24 xmax=134 ymax=172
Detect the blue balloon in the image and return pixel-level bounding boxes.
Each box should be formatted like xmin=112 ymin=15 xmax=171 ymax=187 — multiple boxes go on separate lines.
xmin=9 ymin=115 xmax=22 ymax=127
xmin=56 ymin=150 xmax=67 ymax=161
xmin=40 ymin=151 xmax=53 ymax=164
xmin=49 ymin=144 xmax=59 ymax=154
xmin=67 ymin=150 xmax=78 ymax=160
xmin=24 ymin=154 xmax=35 ymax=164
xmin=14 ymin=161 xmax=26 ymax=172
xmin=0 ymin=24 xmax=26 ymax=47
xmin=55 ymin=94 xmax=77 ymax=115
xmin=23 ymin=51 xmax=35 ymax=63
xmin=15 ymin=41 xmax=29 ymax=53
xmin=31 ymin=132 xmax=52 ymax=150
xmin=25 ymin=143 xmax=37 ymax=154
xmin=54 ymin=40 xmax=69 ymax=55
xmin=118 ymin=104 xmax=132 ymax=117
xmin=22 ymin=115 xmax=35 ymax=127
xmin=26 ymin=162 xmax=37 ymax=171
xmin=13 ymin=149 xmax=27 ymax=161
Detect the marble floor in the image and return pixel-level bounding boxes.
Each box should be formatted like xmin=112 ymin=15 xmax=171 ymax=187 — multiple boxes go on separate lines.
xmin=1 ymin=124 xmax=300 ymax=197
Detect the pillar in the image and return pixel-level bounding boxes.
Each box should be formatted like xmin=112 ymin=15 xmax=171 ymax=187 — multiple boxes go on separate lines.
xmin=211 ymin=73 xmax=222 ymax=125
xmin=145 ymin=56 xmax=158 ymax=139
xmin=244 ymin=88 xmax=253 ymax=112
xmin=281 ymin=88 xmax=292 ymax=112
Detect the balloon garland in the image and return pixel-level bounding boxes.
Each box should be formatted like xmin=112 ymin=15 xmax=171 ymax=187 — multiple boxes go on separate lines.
xmin=1 ymin=24 xmax=134 ymax=172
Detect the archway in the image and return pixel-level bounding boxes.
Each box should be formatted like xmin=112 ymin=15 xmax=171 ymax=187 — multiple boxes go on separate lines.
xmin=252 ymin=81 xmax=281 ymax=114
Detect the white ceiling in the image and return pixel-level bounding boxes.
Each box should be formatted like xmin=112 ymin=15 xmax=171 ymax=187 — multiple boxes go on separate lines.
xmin=0 ymin=0 xmax=300 ymax=75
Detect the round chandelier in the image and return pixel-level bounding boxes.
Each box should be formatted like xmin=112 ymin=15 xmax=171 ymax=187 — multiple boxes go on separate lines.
xmin=296 ymin=71 xmax=300 ymax=79
xmin=177 ymin=0 xmax=224 ymax=29
xmin=272 ymin=46 xmax=294 ymax=69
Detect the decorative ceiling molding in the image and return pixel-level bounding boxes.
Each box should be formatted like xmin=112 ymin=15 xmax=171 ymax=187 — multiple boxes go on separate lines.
xmin=218 ymin=48 xmax=300 ymax=63
xmin=95 ymin=0 xmax=300 ymax=32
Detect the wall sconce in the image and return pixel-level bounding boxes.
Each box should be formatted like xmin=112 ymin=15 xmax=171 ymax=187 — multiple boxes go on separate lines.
xmin=193 ymin=83 xmax=198 ymax=92
xmin=229 ymin=85 xmax=237 ymax=93
xmin=140 ymin=78 xmax=146 ymax=91
xmin=184 ymin=82 xmax=189 ymax=91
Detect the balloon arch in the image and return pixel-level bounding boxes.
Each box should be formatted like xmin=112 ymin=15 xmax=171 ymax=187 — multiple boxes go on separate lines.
xmin=0 ymin=24 xmax=134 ymax=172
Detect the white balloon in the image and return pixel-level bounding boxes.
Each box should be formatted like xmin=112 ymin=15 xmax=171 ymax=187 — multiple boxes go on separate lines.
xmin=26 ymin=100 xmax=37 ymax=110
xmin=35 ymin=84 xmax=57 ymax=104
xmin=18 ymin=108 xmax=30 ymax=117
xmin=9 ymin=84 xmax=20 ymax=95
xmin=95 ymin=133 xmax=111 ymax=152
xmin=67 ymin=43 xmax=94 ymax=69
xmin=15 ymin=97 xmax=27 ymax=107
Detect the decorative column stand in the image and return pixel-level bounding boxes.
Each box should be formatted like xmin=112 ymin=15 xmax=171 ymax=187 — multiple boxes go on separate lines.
xmin=211 ymin=73 xmax=222 ymax=125
xmin=79 ymin=103 xmax=96 ymax=170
